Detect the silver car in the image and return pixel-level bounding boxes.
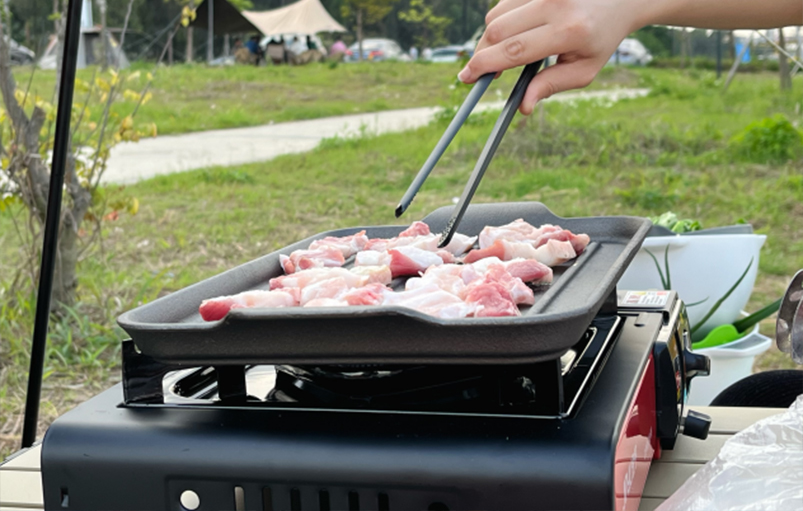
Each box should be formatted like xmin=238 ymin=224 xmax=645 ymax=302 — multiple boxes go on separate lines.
xmin=345 ymin=38 xmax=404 ymax=62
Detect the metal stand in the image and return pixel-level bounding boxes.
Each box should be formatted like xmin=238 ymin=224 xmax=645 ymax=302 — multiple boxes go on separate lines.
xmin=21 ymin=0 xmax=84 ymax=448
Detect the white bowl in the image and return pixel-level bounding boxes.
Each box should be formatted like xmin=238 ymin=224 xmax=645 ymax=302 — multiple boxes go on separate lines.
xmin=618 ymin=233 xmax=766 ymax=340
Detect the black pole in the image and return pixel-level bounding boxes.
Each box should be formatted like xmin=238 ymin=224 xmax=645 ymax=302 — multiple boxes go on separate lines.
xmin=716 ymin=30 xmax=723 ymax=78
xmin=21 ymin=0 xmax=83 ymax=449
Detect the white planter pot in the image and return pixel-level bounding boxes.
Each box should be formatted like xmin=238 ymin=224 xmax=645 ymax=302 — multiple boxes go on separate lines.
xmin=686 ymin=326 xmax=772 ymax=406
xmin=618 ymin=233 xmax=766 ymax=339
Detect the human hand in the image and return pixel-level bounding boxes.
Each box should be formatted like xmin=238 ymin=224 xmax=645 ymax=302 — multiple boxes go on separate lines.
xmin=458 ymin=0 xmax=650 ymax=114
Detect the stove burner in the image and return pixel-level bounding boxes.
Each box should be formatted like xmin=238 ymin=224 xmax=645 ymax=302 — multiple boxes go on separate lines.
xmin=270 ymin=364 xmax=538 ymax=410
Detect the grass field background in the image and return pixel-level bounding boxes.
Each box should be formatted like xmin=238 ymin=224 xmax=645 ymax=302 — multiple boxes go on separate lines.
xmin=1 ymin=65 xmax=801 ymax=457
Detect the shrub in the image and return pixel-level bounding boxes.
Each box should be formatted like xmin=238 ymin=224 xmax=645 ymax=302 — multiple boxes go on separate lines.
xmin=729 ymin=115 xmax=803 ymax=163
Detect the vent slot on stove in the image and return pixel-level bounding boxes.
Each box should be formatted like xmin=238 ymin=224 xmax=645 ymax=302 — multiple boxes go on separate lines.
xmin=258 ymin=486 xmax=395 ymax=511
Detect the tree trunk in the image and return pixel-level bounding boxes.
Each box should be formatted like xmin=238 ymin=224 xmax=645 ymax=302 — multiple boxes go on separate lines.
xmin=186 ymin=1 xmax=195 ymax=63
xmin=779 ymin=30 xmax=791 ymax=91
xmin=357 ymin=8 xmax=363 ymax=62
xmin=99 ymin=0 xmax=109 ymax=69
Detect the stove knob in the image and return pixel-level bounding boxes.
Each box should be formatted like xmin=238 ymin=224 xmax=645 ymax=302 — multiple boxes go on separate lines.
xmin=681 ymin=409 xmax=712 ymax=440
xmin=685 ymin=351 xmax=710 ymax=379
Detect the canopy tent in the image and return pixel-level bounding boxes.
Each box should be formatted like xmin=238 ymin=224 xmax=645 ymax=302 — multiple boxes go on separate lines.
xmin=243 ymin=0 xmax=347 ymax=36
xmin=192 ymin=0 xmax=262 ymax=36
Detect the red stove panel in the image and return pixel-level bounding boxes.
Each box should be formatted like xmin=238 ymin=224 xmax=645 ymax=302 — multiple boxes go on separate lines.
xmin=614 ymin=353 xmax=658 ymax=511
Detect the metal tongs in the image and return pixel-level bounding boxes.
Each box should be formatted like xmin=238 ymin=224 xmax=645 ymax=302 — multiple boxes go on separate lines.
xmin=396 ymin=60 xmax=544 ymax=248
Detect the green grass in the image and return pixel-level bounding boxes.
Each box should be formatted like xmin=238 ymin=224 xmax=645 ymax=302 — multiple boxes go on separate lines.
xmin=13 ymin=61 xmax=641 ymax=136
xmin=1 ymin=67 xmax=801 ymax=457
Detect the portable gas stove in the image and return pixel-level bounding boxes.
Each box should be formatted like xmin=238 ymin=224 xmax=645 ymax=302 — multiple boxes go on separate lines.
xmin=41 ymin=289 xmax=710 ymax=511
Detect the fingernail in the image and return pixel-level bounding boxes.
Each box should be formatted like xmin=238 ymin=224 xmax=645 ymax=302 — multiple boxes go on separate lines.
xmin=457 ymin=66 xmax=470 ymax=82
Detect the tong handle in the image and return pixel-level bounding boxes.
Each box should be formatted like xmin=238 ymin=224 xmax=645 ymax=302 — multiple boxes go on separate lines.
xmin=438 ymin=61 xmax=544 ymax=248
xmin=396 ymin=73 xmax=495 ymax=218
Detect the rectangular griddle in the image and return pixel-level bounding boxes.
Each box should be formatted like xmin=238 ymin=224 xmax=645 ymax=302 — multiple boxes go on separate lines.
xmin=117 ymin=202 xmax=650 ymax=365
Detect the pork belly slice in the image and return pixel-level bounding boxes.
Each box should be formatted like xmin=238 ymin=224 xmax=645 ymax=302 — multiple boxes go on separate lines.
xmin=280 ymin=245 xmax=345 ymax=274
xmin=470 ymin=257 xmax=553 ymax=284
xmin=301 ymin=282 xmax=390 ymax=308
xmin=405 ymin=263 xmax=481 ymax=296
xmin=463 ymin=239 xmax=576 ymax=267
xmin=478 ymin=219 xmax=562 ymax=249
xmin=356 ymin=247 xmax=445 ymax=278
xmin=299 ymin=277 xmax=352 ymax=306
xmin=349 ymin=265 xmax=393 ymax=285
xmin=398 ymin=221 xmax=431 ymax=237
xmin=199 ymin=289 xmax=298 ymax=321
xmin=464 ymin=281 xmax=520 ymax=317
xmin=365 ymin=221 xmax=476 ymax=256
xmin=270 ymin=267 xmax=369 ymax=290
xmin=381 ymin=283 xmax=476 ymax=319
xmin=308 ymin=230 xmax=369 ymax=258
xmin=534 ymin=229 xmax=591 ymax=255
xmin=469 ymin=264 xmax=534 ymax=306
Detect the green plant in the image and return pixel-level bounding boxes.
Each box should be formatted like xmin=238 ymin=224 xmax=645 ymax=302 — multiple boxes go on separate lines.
xmin=645 ymin=245 xmax=755 ymax=335
xmin=729 ymin=114 xmax=803 ymax=163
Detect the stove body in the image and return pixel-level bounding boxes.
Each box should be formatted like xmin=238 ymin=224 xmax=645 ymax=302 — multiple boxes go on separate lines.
xmin=41 ymin=291 xmax=709 ymax=511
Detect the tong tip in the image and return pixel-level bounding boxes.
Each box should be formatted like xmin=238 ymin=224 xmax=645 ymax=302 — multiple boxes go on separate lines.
xmin=394 ymin=204 xmax=405 ymax=218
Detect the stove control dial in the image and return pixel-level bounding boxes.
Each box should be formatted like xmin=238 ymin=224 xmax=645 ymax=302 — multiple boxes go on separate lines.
xmin=681 ymin=409 xmax=712 ymax=440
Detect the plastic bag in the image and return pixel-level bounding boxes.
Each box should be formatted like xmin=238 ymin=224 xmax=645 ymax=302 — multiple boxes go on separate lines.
xmin=657 ymin=394 xmax=803 ymax=511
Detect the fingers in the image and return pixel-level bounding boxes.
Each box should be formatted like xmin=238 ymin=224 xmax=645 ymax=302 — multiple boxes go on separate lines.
xmin=460 ymin=25 xmax=557 ymax=83
xmin=485 ymin=0 xmax=532 ymax=26
xmin=518 ymin=59 xmax=600 ymax=115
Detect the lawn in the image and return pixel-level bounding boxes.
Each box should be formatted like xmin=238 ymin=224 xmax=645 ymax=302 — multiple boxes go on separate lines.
xmin=14 ymin=61 xmax=640 ymax=136
xmin=1 ymin=67 xmax=801 ymax=457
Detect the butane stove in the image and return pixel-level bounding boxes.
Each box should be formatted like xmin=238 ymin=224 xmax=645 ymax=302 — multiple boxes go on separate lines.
xmin=41 ymin=290 xmax=711 ymax=511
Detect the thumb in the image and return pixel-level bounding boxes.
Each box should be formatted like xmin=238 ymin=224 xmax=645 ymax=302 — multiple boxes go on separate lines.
xmin=519 ymin=60 xmax=599 ymax=115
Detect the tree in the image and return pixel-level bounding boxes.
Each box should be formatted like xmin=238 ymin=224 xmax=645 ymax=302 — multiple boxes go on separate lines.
xmin=778 ymin=30 xmax=791 ymax=91
xmin=398 ymin=0 xmax=451 ymax=50
xmin=0 ymin=2 xmax=151 ymax=308
xmin=341 ymin=0 xmax=398 ymax=61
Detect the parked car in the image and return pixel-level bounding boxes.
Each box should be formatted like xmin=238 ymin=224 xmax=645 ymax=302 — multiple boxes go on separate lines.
xmin=426 ymin=45 xmax=468 ymax=63
xmin=462 ymin=26 xmax=485 ymax=57
xmin=8 ymin=38 xmax=35 ymax=65
xmin=607 ymin=38 xmax=652 ymax=66
xmin=345 ymin=38 xmax=404 ymax=62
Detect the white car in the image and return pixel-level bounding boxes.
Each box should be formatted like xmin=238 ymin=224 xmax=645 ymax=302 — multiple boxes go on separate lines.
xmin=607 ymin=38 xmax=653 ymax=66
xmin=427 ymin=45 xmax=467 ymax=63
xmin=345 ymin=38 xmax=404 ymax=62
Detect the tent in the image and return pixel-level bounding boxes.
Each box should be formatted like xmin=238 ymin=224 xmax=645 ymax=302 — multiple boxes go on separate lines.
xmin=193 ymin=0 xmax=262 ymax=35
xmin=243 ymin=0 xmax=347 ymax=36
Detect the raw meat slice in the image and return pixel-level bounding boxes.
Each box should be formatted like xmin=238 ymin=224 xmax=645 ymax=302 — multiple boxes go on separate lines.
xmin=533 ymin=229 xmax=590 ymax=255
xmin=199 ymin=289 xmax=297 ymax=321
xmin=381 ymin=284 xmax=476 ymax=319
xmin=478 ymin=219 xmax=561 ymax=248
xmin=464 ymin=281 xmax=520 ymax=317
xmin=349 ymin=265 xmax=393 ymax=285
xmin=471 ymin=257 xmax=553 ymax=284
xmin=299 ymin=277 xmax=352 ymax=306
xmin=341 ymin=283 xmax=388 ymax=306
xmin=442 ymin=233 xmax=478 ymax=256
xmin=364 ymin=233 xmax=441 ymax=252
xmin=399 ymin=221 xmax=431 ymax=237
xmin=354 ymin=250 xmax=392 ymax=267
xmin=406 ymin=263 xmax=482 ymax=296
xmin=280 ymin=245 xmax=345 ymax=274
xmin=387 ymin=246 xmax=444 ymax=278
xmin=463 ymin=239 xmax=576 ymax=267
xmin=308 ymin=230 xmax=369 ymax=258
xmin=405 ymin=273 xmax=466 ymax=297
xmin=270 ymin=267 xmax=368 ymax=290
xmin=533 ymin=239 xmax=577 ymax=267
xmin=473 ymin=264 xmax=534 ymax=305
